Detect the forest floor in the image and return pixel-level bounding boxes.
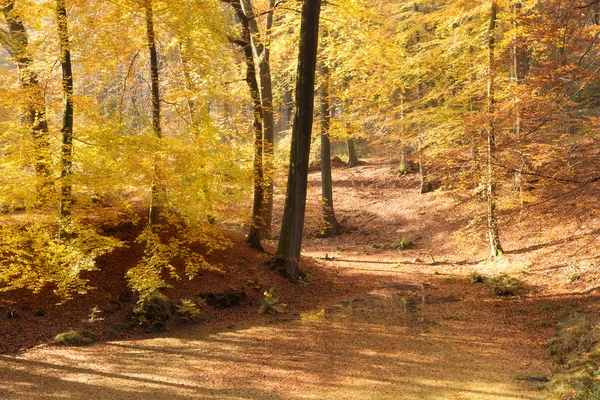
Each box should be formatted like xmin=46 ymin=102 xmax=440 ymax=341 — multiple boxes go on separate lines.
xmin=1 ymin=158 xmax=600 ymax=399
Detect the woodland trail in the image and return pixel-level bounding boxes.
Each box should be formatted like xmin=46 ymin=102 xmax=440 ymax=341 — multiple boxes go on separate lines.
xmin=0 ymin=159 xmax=555 ymax=399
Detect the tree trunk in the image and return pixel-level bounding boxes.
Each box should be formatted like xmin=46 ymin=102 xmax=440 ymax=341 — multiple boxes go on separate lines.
xmin=56 ymin=0 xmax=73 ymax=221
xmin=318 ymin=61 xmax=340 ymax=238
xmin=145 ymin=0 xmax=162 ymax=230
xmin=239 ymin=0 xmax=277 ymax=239
xmin=512 ymin=1 xmax=527 ymax=210
xmin=486 ymin=1 xmax=503 ymax=258
xmin=279 ymin=88 xmax=293 ymax=133
xmin=179 ymin=40 xmax=199 ymax=128
xmin=260 ymin=0 xmax=276 ymax=239
xmin=228 ymin=0 xmax=265 ymax=250
xmin=347 ymin=138 xmax=359 ymax=167
xmin=275 ymin=0 xmax=322 ymax=281
xmin=418 ymin=137 xmax=432 ymax=194
xmin=1 ymin=0 xmax=53 ymax=203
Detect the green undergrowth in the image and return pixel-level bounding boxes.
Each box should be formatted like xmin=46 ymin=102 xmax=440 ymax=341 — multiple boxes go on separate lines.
xmin=546 ymin=310 xmax=600 ymax=399
xmin=54 ymin=329 xmax=96 ymax=346
xmin=469 ymin=271 xmax=526 ymax=296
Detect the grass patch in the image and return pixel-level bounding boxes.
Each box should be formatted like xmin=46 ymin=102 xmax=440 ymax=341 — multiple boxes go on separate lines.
xmin=373 ymin=235 xmax=414 ymax=251
xmin=469 ymin=271 xmax=486 ymax=283
xmin=54 ymin=330 xmax=95 ymax=346
xmin=485 ymin=273 xmax=525 ymax=296
xmin=468 ymin=272 xmax=526 ymax=296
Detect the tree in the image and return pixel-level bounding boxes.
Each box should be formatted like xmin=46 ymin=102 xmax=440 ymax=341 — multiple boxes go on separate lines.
xmin=318 ymin=61 xmax=340 ymax=237
xmin=486 ymin=1 xmax=503 ymax=257
xmin=56 ymin=0 xmax=73 ymax=221
xmin=239 ymin=0 xmax=277 ymax=239
xmin=225 ymin=0 xmax=266 ymax=251
xmin=145 ymin=0 xmax=162 ymax=230
xmin=275 ymin=0 xmax=322 ymax=281
xmin=0 ymin=0 xmax=53 ymax=202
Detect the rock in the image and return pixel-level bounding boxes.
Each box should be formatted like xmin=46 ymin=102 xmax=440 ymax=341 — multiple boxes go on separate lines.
xmin=412 ymin=258 xmax=423 ymax=263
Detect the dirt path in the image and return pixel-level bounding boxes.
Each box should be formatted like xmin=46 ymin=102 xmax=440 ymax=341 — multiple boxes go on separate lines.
xmin=0 ymin=160 xmax=555 ymax=399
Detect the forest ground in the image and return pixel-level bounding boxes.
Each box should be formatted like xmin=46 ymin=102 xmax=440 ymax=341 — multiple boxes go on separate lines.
xmin=1 ymin=158 xmax=599 ymax=399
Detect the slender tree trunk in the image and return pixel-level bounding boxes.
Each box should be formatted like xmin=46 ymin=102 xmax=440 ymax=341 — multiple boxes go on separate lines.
xmin=347 ymin=138 xmax=359 ymax=167
xmin=1 ymin=0 xmax=53 ymax=203
xmin=279 ymin=88 xmax=293 ymax=132
xmin=275 ymin=0 xmax=322 ymax=281
xmin=486 ymin=1 xmax=503 ymax=257
xmin=260 ymin=0 xmax=276 ymax=239
xmin=512 ymin=1 xmax=527 ymax=210
xmin=179 ymin=40 xmax=199 ymax=127
xmin=418 ymin=136 xmax=432 ymax=194
xmin=318 ymin=61 xmax=340 ymax=238
xmin=228 ymin=0 xmax=265 ymax=250
xmin=238 ymin=0 xmax=276 ymax=239
xmin=145 ymin=0 xmax=162 ymax=230
xmin=56 ymin=0 xmax=73 ymax=220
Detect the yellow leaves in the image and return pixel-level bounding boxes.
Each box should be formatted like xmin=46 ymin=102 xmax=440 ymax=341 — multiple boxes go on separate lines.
xmin=127 ymin=224 xmax=228 ymax=301
xmin=0 ymin=217 xmax=123 ymax=302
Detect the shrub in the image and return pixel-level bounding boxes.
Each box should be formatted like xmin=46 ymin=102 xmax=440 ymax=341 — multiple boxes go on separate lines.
xmin=54 ymin=330 xmax=95 ymax=346
xmin=176 ymin=299 xmax=202 ymax=321
xmin=485 ymin=273 xmax=524 ymax=296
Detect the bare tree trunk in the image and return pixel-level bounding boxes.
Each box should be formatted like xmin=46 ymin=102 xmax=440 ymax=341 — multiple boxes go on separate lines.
xmin=145 ymin=0 xmax=162 ymax=231
xmin=487 ymin=1 xmax=503 ymax=257
xmin=318 ymin=61 xmax=340 ymax=238
xmin=275 ymin=0 xmax=322 ymax=281
xmin=1 ymin=0 xmax=53 ymax=203
xmin=56 ymin=0 xmax=73 ymax=221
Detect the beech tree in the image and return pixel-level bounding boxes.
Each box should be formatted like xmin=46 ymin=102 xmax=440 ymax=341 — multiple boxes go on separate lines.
xmin=275 ymin=0 xmax=321 ymax=281
xmin=0 ymin=0 xmax=53 ymax=202
xmin=224 ymin=0 xmax=266 ymax=250
xmin=318 ymin=61 xmax=340 ymax=237
xmin=486 ymin=1 xmax=503 ymax=257
xmin=56 ymin=0 xmax=73 ymax=222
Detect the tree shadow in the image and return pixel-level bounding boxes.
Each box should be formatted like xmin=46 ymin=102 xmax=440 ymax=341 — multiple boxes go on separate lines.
xmin=0 ymin=274 xmax=568 ymax=399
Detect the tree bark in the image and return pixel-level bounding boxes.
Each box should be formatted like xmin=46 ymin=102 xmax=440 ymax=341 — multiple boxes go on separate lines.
xmin=145 ymin=0 xmax=162 ymax=230
xmin=1 ymin=0 xmax=53 ymax=203
xmin=318 ymin=61 xmax=340 ymax=238
xmin=275 ymin=0 xmax=322 ymax=281
xmin=56 ymin=0 xmax=73 ymax=220
xmin=486 ymin=1 xmax=503 ymax=257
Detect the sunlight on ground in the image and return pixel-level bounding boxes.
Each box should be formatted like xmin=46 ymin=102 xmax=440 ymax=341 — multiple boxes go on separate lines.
xmin=0 ymin=286 xmax=548 ymax=400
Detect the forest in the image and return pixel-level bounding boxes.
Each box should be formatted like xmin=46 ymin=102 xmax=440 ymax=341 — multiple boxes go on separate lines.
xmin=1 ymin=0 xmax=599 ymax=399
